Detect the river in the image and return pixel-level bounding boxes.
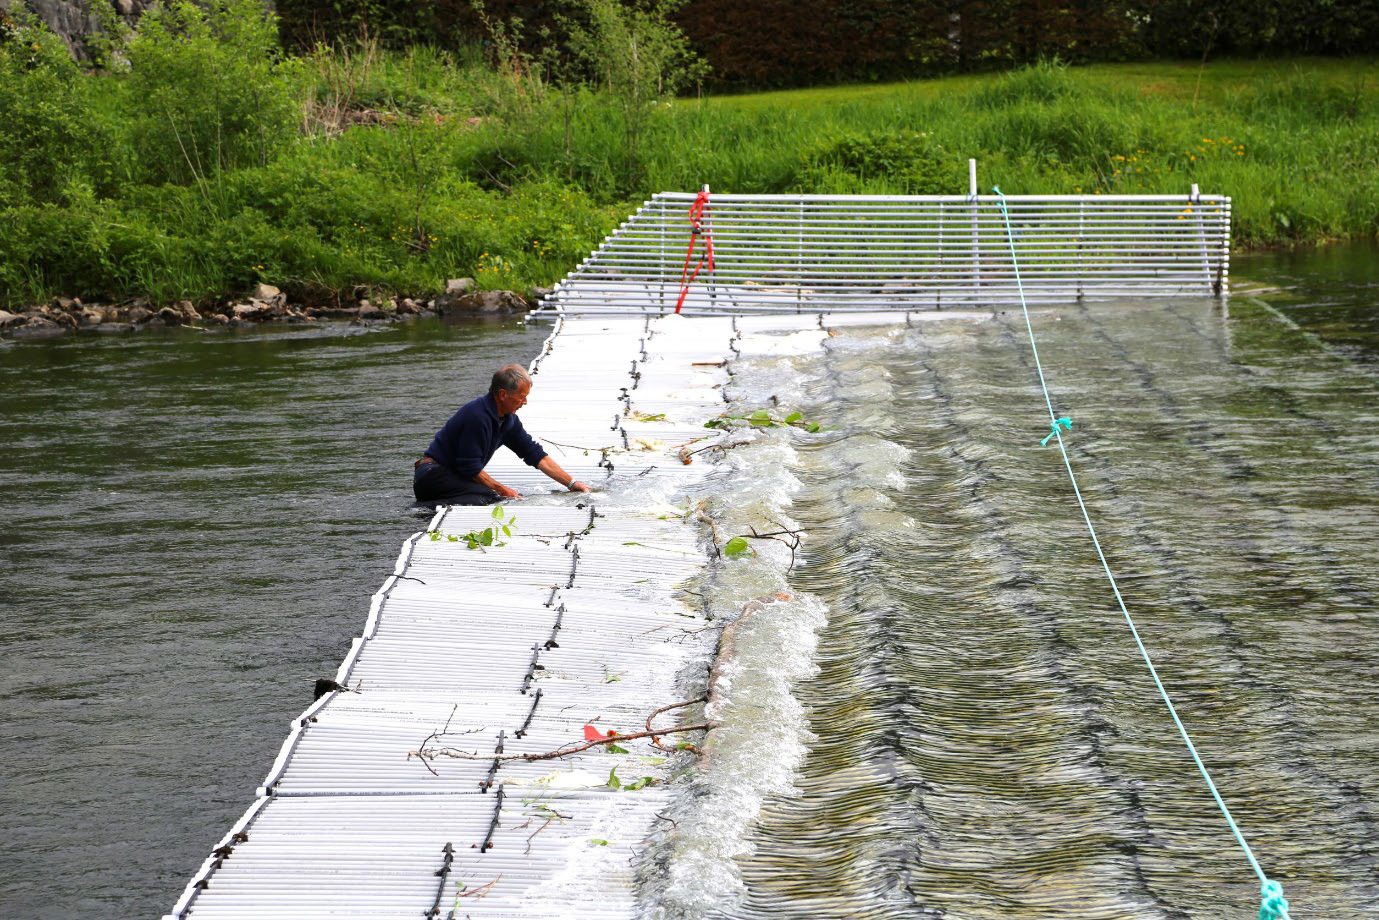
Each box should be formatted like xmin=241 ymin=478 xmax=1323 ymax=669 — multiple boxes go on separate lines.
xmin=1 ymin=245 xmax=1376 ymax=918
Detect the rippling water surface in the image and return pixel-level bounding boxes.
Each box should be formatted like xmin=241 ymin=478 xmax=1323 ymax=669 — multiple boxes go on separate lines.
xmin=719 ymin=271 xmax=1379 ymax=917
xmin=2 ymin=246 xmax=1376 ymax=920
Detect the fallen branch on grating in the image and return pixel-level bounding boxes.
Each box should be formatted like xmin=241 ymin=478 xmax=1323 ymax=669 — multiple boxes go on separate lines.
xmin=409 ymin=700 xmax=713 ymax=766
xmin=647 ymin=697 xmax=708 ymax=754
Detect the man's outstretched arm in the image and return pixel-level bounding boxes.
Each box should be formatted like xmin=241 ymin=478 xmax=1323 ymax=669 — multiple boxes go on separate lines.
xmin=474 ymin=469 xmax=521 ymax=499
xmin=538 ymin=456 xmax=591 ymax=493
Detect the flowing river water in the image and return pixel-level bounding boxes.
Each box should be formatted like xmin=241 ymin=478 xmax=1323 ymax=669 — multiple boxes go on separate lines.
xmin=2 ymin=246 xmax=1377 ymax=918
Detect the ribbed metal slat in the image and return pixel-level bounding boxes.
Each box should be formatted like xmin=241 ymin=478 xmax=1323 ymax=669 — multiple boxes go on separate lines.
xmin=542 ymin=191 xmax=1229 ymax=316
xmin=165 ymin=315 xmax=764 ymax=919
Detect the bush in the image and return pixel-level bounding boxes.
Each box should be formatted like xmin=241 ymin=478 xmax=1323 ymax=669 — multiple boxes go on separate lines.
xmin=122 ymin=0 xmax=304 ymax=185
xmin=0 ymin=14 xmax=117 ymax=208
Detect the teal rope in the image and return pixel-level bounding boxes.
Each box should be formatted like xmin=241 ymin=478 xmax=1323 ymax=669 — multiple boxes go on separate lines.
xmin=992 ymin=187 xmax=1290 ymax=920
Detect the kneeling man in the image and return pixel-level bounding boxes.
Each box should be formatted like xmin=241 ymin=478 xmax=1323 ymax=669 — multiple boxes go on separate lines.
xmin=414 ymin=364 xmax=590 ymax=505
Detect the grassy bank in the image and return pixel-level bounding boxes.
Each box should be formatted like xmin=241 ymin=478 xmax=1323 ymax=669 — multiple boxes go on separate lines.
xmin=2 ymin=5 xmax=1376 ymax=309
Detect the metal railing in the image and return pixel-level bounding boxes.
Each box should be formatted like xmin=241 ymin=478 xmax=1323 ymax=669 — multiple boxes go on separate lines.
xmin=543 ymin=186 xmax=1230 ymax=316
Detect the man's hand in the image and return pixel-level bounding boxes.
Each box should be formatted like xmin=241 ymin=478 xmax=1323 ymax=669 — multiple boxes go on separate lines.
xmin=537 ymin=456 xmax=589 ymax=494
xmin=475 ymin=469 xmax=521 ymax=500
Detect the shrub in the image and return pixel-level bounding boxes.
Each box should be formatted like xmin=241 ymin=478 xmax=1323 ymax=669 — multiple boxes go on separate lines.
xmin=122 ymin=0 xmax=304 ymax=186
xmin=563 ymin=0 xmax=708 ymax=187
xmin=0 ymin=14 xmax=117 ymax=208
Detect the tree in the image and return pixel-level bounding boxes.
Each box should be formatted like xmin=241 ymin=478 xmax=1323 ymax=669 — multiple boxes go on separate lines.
xmin=563 ymin=0 xmax=707 ymax=185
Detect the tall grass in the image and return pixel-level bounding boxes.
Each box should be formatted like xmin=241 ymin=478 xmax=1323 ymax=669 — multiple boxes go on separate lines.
xmin=2 ymin=8 xmax=1376 ymax=311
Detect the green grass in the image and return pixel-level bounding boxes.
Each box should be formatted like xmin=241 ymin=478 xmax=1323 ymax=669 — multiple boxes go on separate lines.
xmin=3 ymin=23 xmax=1377 ymax=310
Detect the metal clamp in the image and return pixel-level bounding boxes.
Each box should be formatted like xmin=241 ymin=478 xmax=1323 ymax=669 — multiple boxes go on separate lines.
xmin=566 ymin=544 xmax=580 ymax=589
xmin=520 ymin=646 xmax=544 ymax=695
xmin=425 ymin=842 xmax=455 ymax=918
xmin=479 ymin=785 xmax=505 ymax=852
xmin=479 ymin=731 xmax=506 ymax=793
xmin=515 ymin=688 xmax=542 ymax=739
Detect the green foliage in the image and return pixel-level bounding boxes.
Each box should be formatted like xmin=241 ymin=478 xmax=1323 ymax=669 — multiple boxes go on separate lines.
xmin=798 ymin=130 xmax=962 ymax=194
xmin=277 ymin=0 xmax=442 ymax=50
xmin=427 ymin=504 xmax=517 ymax=549
xmin=1 ymin=20 xmax=1377 ymax=310
xmin=1244 ymin=68 xmax=1374 ymax=124
xmin=0 ymin=14 xmax=117 ymax=208
xmin=722 ymin=536 xmax=753 ymax=559
xmin=122 ymin=0 xmax=304 ymax=185
xmin=705 ymin=409 xmax=823 ymax=433
xmin=605 ymin=766 xmax=658 ymax=791
xmin=972 ymin=58 xmax=1085 ymax=109
xmin=562 ymin=0 xmax=708 ymax=188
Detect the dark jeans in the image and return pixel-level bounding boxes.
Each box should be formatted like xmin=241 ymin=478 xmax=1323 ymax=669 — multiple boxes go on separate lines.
xmin=413 ymin=462 xmax=499 ymax=506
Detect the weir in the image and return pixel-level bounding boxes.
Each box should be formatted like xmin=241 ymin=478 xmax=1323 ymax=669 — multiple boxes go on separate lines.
xmin=167 ymin=188 xmax=1233 ymax=918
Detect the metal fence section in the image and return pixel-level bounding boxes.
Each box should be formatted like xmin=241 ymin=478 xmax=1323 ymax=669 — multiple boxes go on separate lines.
xmin=543 ymin=190 xmax=1231 ymax=316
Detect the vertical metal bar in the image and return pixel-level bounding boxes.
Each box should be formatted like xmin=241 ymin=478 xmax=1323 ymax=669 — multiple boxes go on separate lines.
xmin=796 ymin=196 xmax=804 ymax=313
xmin=659 ymin=195 xmax=667 ymax=311
xmin=936 ymin=201 xmax=944 ymax=310
xmin=1218 ymin=199 xmax=1232 ymax=296
xmin=703 ymin=184 xmax=716 ymax=311
xmin=1077 ymin=200 xmax=1085 ymax=301
xmin=968 ymin=160 xmax=980 ymax=303
xmin=1190 ymin=183 xmax=1213 ymax=295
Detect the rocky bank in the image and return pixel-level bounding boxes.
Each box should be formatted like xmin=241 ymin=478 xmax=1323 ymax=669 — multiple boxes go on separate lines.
xmin=0 ymin=280 xmax=549 ymax=341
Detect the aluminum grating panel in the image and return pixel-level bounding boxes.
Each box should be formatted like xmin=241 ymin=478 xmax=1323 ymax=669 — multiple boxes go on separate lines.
xmin=543 ymin=191 xmax=1230 ymax=315
xmin=169 ymin=312 xmax=870 ymax=919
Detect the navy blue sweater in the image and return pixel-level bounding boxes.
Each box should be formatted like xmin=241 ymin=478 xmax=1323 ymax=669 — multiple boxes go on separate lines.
xmin=425 ymin=393 xmax=547 ymax=478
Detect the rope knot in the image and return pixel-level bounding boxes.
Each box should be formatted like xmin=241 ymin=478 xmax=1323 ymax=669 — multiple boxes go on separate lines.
xmin=1259 ymin=879 xmax=1290 ymax=920
xmin=1040 ymin=416 xmax=1073 ymax=446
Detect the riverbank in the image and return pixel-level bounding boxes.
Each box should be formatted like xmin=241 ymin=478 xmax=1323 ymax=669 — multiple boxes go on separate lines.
xmin=3 ymin=5 xmax=1377 ymax=312
xmin=0 ymin=281 xmax=537 ymax=341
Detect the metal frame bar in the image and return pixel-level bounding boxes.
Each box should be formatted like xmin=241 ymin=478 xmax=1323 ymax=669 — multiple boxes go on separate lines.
xmin=545 ymin=191 xmax=1231 ymax=316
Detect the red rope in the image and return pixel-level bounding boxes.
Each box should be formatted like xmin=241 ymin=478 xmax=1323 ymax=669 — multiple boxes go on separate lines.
xmin=674 ymin=188 xmax=715 ymax=314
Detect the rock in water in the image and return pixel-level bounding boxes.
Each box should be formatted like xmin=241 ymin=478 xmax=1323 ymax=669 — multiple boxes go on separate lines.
xmin=11 ymin=316 xmax=64 ymax=338
xmin=460 ymin=290 xmax=529 ymax=313
xmin=231 ymin=303 xmax=267 ymax=321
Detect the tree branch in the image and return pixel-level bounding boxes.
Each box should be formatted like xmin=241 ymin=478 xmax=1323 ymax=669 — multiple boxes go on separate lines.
xmin=411 ymin=722 xmax=713 ymax=765
xmin=647 ymin=696 xmax=707 ymax=754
